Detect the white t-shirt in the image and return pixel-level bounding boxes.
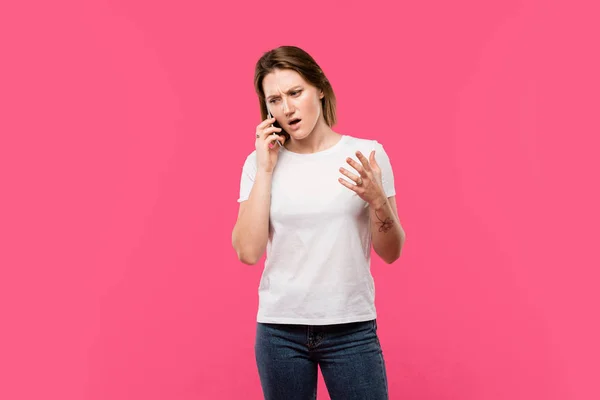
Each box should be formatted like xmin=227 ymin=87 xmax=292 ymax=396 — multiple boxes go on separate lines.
xmin=237 ymin=135 xmax=396 ymax=325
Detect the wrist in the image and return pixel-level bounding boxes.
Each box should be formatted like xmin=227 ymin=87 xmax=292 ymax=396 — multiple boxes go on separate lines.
xmin=256 ymin=169 xmax=274 ymax=179
xmin=370 ymin=196 xmax=388 ymax=212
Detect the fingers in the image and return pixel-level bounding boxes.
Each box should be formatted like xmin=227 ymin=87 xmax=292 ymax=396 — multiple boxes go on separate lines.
xmin=257 ymin=117 xmax=277 ymax=130
xmin=340 ymin=150 xmax=384 ymax=197
xmin=255 ymin=115 xmax=284 ymax=152
xmin=338 ymin=176 xmax=358 ymax=192
xmin=257 ymin=125 xmax=282 ymax=139
xmin=355 ymin=151 xmax=372 ymax=172
xmin=369 ymin=150 xmax=381 ymax=170
xmin=266 ymin=133 xmax=284 ymax=149
xmin=346 ymin=156 xmax=367 ymax=177
xmin=256 ymin=117 xmax=282 ymax=140
xmin=339 ymin=167 xmax=361 ymax=185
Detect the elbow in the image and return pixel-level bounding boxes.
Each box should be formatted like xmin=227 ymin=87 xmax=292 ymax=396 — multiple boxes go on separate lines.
xmin=375 ymin=247 xmax=400 ymax=264
xmin=232 ymin=239 xmax=260 ymax=265
xmin=233 ymin=243 xmax=259 ymax=265
xmin=382 ymin=251 xmax=401 ymax=264
xmin=237 ymin=250 xmax=260 ymax=265
xmin=379 ymin=235 xmax=406 ymax=265
xmin=232 ymin=231 xmax=263 ymax=265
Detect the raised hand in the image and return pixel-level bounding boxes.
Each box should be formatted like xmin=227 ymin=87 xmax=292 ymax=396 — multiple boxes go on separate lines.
xmin=255 ymin=117 xmax=286 ymax=173
xmin=338 ymin=150 xmax=386 ymax=208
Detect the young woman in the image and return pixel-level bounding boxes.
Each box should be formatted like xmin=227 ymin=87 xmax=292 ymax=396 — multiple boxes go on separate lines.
xmin=232 ymin=45 xmax=406 ymax=400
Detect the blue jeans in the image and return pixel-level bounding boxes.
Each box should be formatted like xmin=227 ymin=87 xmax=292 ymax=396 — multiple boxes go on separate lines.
xmin=255 ymin=319 xmax=389 ymax=399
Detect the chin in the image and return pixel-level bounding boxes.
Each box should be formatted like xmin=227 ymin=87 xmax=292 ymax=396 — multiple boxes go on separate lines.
xmin=288 ymin=127 xmax=313 ymax=141
xmin=289 ymin=131 xmax=308 ymax=141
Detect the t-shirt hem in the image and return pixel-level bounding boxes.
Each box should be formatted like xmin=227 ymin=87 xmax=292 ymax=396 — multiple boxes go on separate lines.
xmin=256 ymin=313 xmax=377 ymax=326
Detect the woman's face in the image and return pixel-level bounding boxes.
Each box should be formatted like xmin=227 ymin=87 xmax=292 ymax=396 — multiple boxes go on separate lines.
xmin=262 ymin=68 xmax=324 ymax=141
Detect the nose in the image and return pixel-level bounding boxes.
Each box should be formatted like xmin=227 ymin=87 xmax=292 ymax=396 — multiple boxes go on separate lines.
xmin=281 ymin=97 xmax=294 ymax=116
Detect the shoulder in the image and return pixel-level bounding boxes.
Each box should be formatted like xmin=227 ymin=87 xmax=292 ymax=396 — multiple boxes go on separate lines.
xmin=342 ymin=135 xmax=394 ymax=171
xmin=342 ymin=135 xmax=386 ymax=152
xmin=241 ymin=150 xmax=257 ymax=168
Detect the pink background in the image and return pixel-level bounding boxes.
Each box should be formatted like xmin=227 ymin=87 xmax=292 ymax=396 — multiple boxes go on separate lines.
xmin=1 ymin=0 xmax=599 ymax=399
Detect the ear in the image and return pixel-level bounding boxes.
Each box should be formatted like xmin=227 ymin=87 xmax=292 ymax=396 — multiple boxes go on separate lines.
xmin=319 ymin=90 xmax=324 ymax=99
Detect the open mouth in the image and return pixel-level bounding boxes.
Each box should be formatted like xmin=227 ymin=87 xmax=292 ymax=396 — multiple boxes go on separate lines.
xmin=289 ymin=118 xmax=301 ymax=126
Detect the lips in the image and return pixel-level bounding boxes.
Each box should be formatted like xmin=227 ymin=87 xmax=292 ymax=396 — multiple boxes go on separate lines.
xmin=288 ymin=118 xmax=301 ymax=130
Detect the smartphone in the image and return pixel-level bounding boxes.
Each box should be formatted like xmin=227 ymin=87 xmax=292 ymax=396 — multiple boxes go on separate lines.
xmin=267 ymin=106 xmax=283 ymax=148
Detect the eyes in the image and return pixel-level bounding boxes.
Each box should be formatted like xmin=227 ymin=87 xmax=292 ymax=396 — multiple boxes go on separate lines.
xmin=268 ymin=89 xmax=302 ymax=104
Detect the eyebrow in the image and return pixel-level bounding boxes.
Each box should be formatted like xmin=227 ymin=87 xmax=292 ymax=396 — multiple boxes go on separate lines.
xmin=265 ymin=86 xmax=303 ymax=101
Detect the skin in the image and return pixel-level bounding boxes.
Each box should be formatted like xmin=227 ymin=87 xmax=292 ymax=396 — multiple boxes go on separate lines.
xmin=263 ymin=68 xmax=332 ymax=154
xmin=232 ymin=68 xmax=406 ymax=264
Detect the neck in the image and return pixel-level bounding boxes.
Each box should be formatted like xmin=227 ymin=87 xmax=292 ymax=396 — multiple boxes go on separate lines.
xmin=285 ymin=118 xmax=340 ymax=154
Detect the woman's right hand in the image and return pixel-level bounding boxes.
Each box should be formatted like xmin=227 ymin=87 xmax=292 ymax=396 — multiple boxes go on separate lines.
xmin=255 ymin=117 xmax=285 ymax=173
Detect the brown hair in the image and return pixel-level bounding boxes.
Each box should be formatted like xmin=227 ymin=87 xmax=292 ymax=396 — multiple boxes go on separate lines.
xmin=254 ymin=46 xmax=337 ymax=140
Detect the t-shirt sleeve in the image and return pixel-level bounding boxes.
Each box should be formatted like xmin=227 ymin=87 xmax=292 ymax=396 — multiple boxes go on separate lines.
xmin=237 ymin=152 xmax=257 ymax=203
xmin=373 ymin=140 xmax=396 ymax=198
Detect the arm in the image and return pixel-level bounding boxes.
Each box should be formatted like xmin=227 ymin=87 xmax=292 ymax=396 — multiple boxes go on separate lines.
xmin=370 ymin=195 xmax=406 ymax=264
xmin=339 ymin=148 xmax=406 ymax=264
xmin=232 ymin=116 xmax=285 ymax=265
xmin=231 ymin=170 xmax=273 ymax=265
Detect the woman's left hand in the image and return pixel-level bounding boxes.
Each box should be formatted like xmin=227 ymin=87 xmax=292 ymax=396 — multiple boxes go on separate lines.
xmin=339 ymin=150 xmax=387 ymax=208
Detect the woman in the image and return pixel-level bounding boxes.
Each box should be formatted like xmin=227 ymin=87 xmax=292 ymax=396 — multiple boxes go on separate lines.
xmin=232 ymin=45 xmax=406 ymax=400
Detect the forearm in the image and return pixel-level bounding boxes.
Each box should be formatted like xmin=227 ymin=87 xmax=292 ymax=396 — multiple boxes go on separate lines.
xmin=370 ymin=198 xmax=405 ymax=264
xmin=232 ymin=171 xmax=273 ymax=264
